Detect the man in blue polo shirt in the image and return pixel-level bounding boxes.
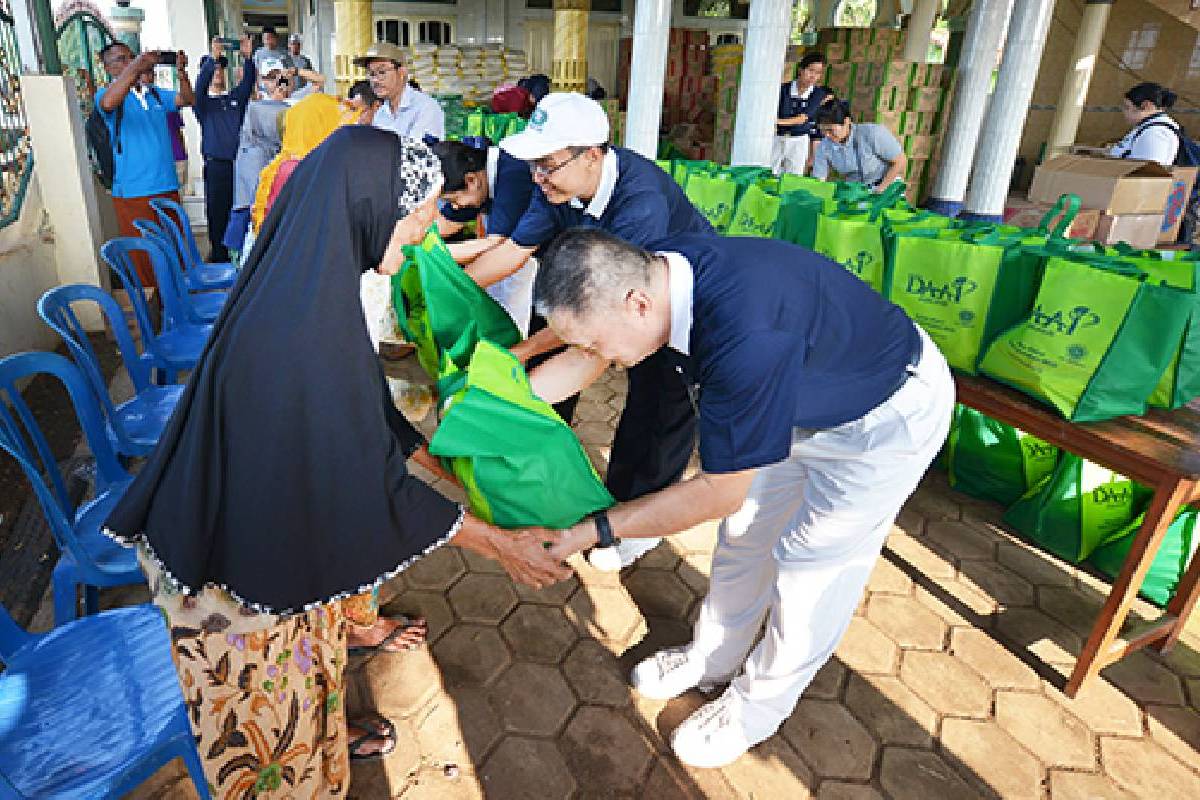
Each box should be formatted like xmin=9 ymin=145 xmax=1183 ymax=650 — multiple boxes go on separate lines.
xmin=193 ymin=35 xmax=256 ymax=262
xmin=97 ymin=41 xmax=195 ymax=289
xmin=467 ymin=92 xmax=713 ymax=569
xmin=531 ymin=229 xmax=954 ymax=768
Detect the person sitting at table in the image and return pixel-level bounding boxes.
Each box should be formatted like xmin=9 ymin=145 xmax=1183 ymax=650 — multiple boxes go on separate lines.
xmin=811 ymin=100 xmax=906 ymax=191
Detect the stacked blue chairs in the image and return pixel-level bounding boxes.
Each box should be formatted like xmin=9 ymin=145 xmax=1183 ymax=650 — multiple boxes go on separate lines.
xmin=150 ymin=196 xmax=237 ymax=289
xmin=101 ymin=237 xmax=211 ymax=384
xmin=0 ymin=352 xmax=143 ymax=624
xmin=0 ymin=600 xmax=209 ymax=798
xmin=39 ymin=284 xmax=184 ymax=458
xmin=132 ymin=219 xmax=227 ymax=324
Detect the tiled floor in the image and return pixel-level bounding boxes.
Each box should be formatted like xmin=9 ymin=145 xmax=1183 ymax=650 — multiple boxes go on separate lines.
xmin=129 ymin=365 xmax=1200 ymax=798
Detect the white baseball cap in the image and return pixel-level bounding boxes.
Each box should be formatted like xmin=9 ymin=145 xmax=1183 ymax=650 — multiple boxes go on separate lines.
xmin=259 ymin=57 xmax=286 ymax=75
xmin=500 ymin=93 xmax=610 ymax=160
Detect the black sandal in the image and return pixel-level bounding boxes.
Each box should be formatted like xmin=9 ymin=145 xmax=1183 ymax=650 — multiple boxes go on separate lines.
xmin=347 ymin=615 xmax=424 ymax=657
xmin=347 ymin=715 xmax=397 ymax=762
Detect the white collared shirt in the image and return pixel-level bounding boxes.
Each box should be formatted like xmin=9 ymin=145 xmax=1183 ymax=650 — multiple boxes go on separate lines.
xmin=486 ymin=146 xmax=500 ymax=196
xmin=662 ymin=251 xmax=695 ymax=356
xmin=569 ymin=148 xmax=619 ymax=217
xmin=372 ymin=85 xmax=445 ymax=140
xmin=789 ymin=81 xmax=814 ymax=101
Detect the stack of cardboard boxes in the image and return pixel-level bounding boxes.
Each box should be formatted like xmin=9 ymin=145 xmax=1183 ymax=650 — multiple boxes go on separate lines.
xmin=597 ymin=97 xmax=625 ymax=147
xmin=818 ymin=28 xmax=950 ymax=204
xmin=618 ymin=29 xmax=721 ymax=160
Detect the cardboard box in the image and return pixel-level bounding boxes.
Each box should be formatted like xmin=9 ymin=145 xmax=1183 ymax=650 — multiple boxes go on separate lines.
xmin=899 ymin=111 xmax=920 ymax=136
xmin=905 ymin=134 xmax=933 ymax=160
xmin=909 ymin=87 xmax=942 ymax=112
xmin=825 ymin=43 xmax=846 ymax=62
xmin=849 ymin=41 xmax=869 ymax=60
xmin=879 ymin=61 xmax=915 ymax=88
xmin=850 ymin=29 xmax=872 ymax=46
xmin=1095 ymin=213 xmax=1164 ymax=249
xmin=1002 ymin=201 xmax=1102 ymax=239
xmin=1028 ymin=155 xmax=1175 ymax=215
xmin=1160 ymin=166 xmax=1199 ymax=243
xmin=827 ymin=62 xmax=855 ymax=87
xmin=874 ymin=110 xmax=902 ymax=135
xmin=917 ymin=112 xmax=937 ymax=135
xmin=925 ymin=64 xmax=944 ymax=87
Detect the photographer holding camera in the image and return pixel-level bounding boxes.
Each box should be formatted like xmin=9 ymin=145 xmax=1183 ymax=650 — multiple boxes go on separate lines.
xmin=97 ymin=42 xmax=194 ymax=289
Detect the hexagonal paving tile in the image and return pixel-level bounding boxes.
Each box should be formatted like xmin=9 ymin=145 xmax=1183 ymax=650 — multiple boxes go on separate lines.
xmin=867 ymin=556 xmax=914 ymax=595
xmin=834 ymin=617 xmax=899 ymax=675
xmin=843 ymin=673 xmax=936 ymax=748
xmin=639 ymin=541 xmax=684 ymax=570
xmin=996 ymin=541 xmax=1075 ymax=587
xmin=722 ymin=736 xmax=816 ymax=798
xmin=865 ymin=594 xmax=947 ymax=650
xmin=1048 ymin=770 xmax=1134 ymax=800
xmin=563 ymin=639 xmax=634 ymax=707
xmin=1145 ymin=704 xmax=1200 ymax=767
xmin=1100 ymin=651 xmax=1187 ymax=707
xmin=885 ymin=530 xmax=957 ymax=580
xmin=432 ymin=625 xmax=512 ymax=687
xmin=898 ymin=651 xmax=991 ymax=718
xmin=623 ymin=567 xmax=697 ymax=620
xmin=381 ymin=589 xmax=455 ymax=643
xmin=1101 ymin=735 xmax=1200 ymax=797
xmin=489 ymin=662 xmax=577 ymax=735
xmin=940 ymin=718 xmax=1044 ymax=798
xmin=958 ymin=560 xmax=1036 ymax=607
xmin=574 ymin=421 xmax=615 ymax=447
xmin=948 ymin=628 xmax=1041 ymax=691
xmin=396 ymin=768 xmax=486 ymax=799
xmin=817 ymin=782 xmax=883 ymax=800
xmin=1043 ymin=676 xmax=1143 ymax=736
xmin=459 ymin=548 xmax=506 ymax=575
xmin=573 ymin=399 xmax=615 ymax=423
xmin=924 ymin=517 xmax=998 ymax=562
xmin=447 ymin=574 xmax=519 ymax=625
xmin=566 ymin=583 xmax=648 ymax=649
xmin=514 ymin=574 xmax=579 ymax=605
xmin=994 ymin=691 xmax=1095 ymax=770
xmin=677 ymin=550 xmax=712 ymax=594
xmin=780 ymin=699 xmax=877 ymax=781
xmin=353 ymin=643 xmax=441 ymax=720
xmin=879 ymin=747 xmax=985 ymax=800
xmin=348 ymin=716 xmax=420 ymax=791
xmin=404 ymin=546 xmax=468 ymax=591
xmin=913 ymin=580 xmax=997 ymax=628
xmin=806 ymin=658 xmax=847 ymax=701
xmin=412 ymin=685 xmax=503 ymax=767
xmin=674 ymin=518 xmax=721 ymax=555
xmin=995 ymin=607 xmax=1082 ymax=666
xmin=479 ymin=736 xmax=576 ymax=799
xmin=500 ymin=604 xmax=579 ymax=664
xmin=561 ymin=707 xmax=656 ymax=794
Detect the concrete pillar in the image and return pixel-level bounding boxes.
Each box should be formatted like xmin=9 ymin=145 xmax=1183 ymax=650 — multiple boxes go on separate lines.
xmin=109 ymin=3 xmax=146 ymax=54
xmin=165 ymin=1 xmax=209 ymax=201
xmin=552 ymin=0 xmax=589 ymax=93
xmin=962 ymin=0 xmax=1056 ymax=220
xmin=810 ymin=0 xmax=839 ymax=29
xmin=334 ymin=0 xmax=372 ymax=95
xmin=730 ymin=0 xmax=791 ymax=167
xmin=901 ymin=0 xmax=940 ymax=62
xmin=926 ymin=0 xmax=1016 ymax=216
xmin=1045 ymin=0 xmax=1113 ymax=158
xmin=24 ymin=75 xmax=108 ymax=328
xmin=624 ymin=0 xmax=671 ymax=159
xmin=873 ymin=0 xmax=905 ymax=29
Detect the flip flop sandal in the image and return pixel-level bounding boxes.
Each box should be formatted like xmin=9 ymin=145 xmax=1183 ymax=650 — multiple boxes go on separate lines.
xmin=347 ymin=615 xmax=424 ymax=657
xmin=348 ymin=715 xmax=397 ymax=762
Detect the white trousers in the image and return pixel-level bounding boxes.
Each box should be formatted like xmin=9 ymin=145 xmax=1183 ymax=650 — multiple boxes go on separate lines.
xmin=487 ymin=258 xmax=537 ymax=337
xmin=771 ymin=135 xmax=810 ymax=176
xmin=688 ymin=328 xmax=955 ymax=741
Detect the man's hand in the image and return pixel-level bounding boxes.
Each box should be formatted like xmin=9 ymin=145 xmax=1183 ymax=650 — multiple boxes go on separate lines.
xmin=174 ymin=50 xmax=188 ymax=70
xmin=493 ymin=530 xmax=572 ymax=588
xmin=132 ymin=51 xmax=160 ymax=74
xmin=411 ymin=444 xmax=459 ymax=486
xmin=240 ymin=33 xmax=254 ymax=59
xmin=285 ymin=66 xmax=298 ymax=79
xmin=546 ymin=522 xmax=597 ymax=563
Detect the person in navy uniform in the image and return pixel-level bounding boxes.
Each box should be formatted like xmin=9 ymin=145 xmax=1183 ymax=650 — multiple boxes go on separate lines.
xmin=530 ymin=229 xmax=954 ymax=768
xmin=464 ymin=92 xmax=714 ymax=569
xmin=772 ymin=51 xmax=833 ymax=176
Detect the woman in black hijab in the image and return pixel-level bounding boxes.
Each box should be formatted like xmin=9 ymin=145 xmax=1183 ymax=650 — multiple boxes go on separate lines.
xmin=105 ymin=126 xmax=568 ymax=794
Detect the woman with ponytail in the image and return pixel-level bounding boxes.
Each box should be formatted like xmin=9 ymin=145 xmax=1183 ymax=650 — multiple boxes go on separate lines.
xmin=1111 ymin=82 xmax=1182 ymax=166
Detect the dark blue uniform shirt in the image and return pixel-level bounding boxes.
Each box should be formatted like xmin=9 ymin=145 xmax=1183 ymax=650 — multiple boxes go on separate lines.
xmin=776 ymin=82 xmax=832 ymax=138
xmin=661 ymin=234 xmax=921 ymax=474
xmin=192 ymin=55 xmax=256 ymax=161
xmin=509 ymin=146 xmax=713 ymax=248
xmin=440 ymin=148 xmax=535 ymax=238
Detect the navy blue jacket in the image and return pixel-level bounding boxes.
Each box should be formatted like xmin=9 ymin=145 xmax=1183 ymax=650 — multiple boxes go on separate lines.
xmin=777 ymin=82 xmax=832 ymax=137
xmin=192 ymin=55 xmax=256 ymax=161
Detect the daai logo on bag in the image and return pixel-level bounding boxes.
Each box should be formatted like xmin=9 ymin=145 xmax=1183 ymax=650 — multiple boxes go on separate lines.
xmin=904 ymin=274 xmax=978 ymax=305
xmin=1091 ymin=484 xmax=1132 ymax=505
xmin=1029 ymin=305 xmax=1100 ymax=336
xmin=734 ymin=210 xmax=773 ymax=237
xmin=1021 ymin=439 xmax=1057 ymax=459
xmin=530 ymin=108 xmax=548 ymax=131
xmin=841 ymin=250 xmax=873 ymax=276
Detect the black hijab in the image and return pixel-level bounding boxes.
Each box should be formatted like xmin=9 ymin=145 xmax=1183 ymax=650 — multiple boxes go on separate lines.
xmin=106 ymin=126 xmax=461 ymax=615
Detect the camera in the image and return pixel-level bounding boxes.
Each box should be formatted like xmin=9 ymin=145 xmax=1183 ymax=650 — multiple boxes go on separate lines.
xmin=215 ymin=37 xmax=240 ymax=51
xmin=155 ymin=50 xmax=179 ymax=66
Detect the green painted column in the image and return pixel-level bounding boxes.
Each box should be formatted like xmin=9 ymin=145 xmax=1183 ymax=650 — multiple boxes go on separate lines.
xmin=31 ymin=0 xmax=61 ymax=74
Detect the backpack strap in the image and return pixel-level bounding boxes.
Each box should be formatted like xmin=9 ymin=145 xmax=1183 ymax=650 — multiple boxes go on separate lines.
xmin=1120 ymin=118 xmax=1179 ymax=158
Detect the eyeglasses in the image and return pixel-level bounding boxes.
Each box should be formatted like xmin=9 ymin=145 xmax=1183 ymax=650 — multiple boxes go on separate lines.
xmin=531 ymin=149 xmax=585 ymax=178
xmin=366 ymin=65 xmax=398 ymax=80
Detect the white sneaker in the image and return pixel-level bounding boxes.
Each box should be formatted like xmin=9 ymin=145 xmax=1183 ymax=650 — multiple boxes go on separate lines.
xmin=670 ymin=688 xmax=758 ymax=769
xmin=631 ymin=646 xmax=708 ymax=700
xmin=587 ymin=536 xmax=662 ymax=570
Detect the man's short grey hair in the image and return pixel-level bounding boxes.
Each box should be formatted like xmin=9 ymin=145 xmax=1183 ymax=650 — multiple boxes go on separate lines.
xmin=534 ymin=228 xmax=657 ymax=319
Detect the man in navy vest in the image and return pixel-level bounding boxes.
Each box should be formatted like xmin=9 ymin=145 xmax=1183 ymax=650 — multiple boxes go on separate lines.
xmin=532 ymin=229 xmax=954 ymax=768
xmin=466 ymin=93 xmax=713 ymax=569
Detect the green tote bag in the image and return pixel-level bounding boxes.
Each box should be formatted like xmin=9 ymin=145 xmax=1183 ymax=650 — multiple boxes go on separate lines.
xmin=978 ymin=257 xmax=1191 ymax=422
xmin=944 ymin=405 xmax=1060 ymax=507
xmin=685 ymin=171 xmax=739 ymax=233
xmin=1004 ymin=454 xmax=1152 ymax=563
xmin=429 ymin=341 xmax=615 ymax=528
xmin=812 ymin=183 xmax=908 ymax=293
xmin=725 ymin=182 xmax=782 ymax=238
xmin=393 ymin=229 xmax=521 ymax=378
xmin=1088 ymin=506 xmax=1200 ymax=607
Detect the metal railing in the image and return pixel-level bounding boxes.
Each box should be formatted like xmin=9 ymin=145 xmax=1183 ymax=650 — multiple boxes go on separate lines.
xmin=54 ymin=5 xmax=116 ymax=119
xmin=0 ymin=1 xmax=32 ymax=229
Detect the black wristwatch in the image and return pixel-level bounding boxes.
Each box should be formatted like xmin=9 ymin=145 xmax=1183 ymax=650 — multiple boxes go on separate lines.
xmin=591 ymin=511 xmax=620 ymax=548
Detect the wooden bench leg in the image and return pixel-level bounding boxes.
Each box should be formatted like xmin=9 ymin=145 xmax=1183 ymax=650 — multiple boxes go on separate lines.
xmin=1065 ymin=477 xmax=1194 ymax=698
xmin=1157 ymin=522 xmax=1200 ymax=654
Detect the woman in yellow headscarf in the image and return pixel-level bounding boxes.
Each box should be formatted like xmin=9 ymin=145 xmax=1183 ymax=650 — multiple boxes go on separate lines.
xmin=251 ymin=92 xmax=362 ymax=229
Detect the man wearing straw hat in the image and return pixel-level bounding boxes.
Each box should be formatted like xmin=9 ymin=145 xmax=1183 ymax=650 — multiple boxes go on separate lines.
xmin=355 ymin=42 xmax=444 ymax=140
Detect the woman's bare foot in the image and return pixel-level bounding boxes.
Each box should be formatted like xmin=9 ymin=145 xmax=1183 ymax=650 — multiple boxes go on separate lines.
xmin=347 ymin=715 xmax=397 ymax=761
xmin=346 ymin=615 xmax=427 ymax=654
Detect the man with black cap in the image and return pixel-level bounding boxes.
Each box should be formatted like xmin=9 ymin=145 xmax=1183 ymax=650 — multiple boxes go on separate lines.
xmin=355 ymin=42 xmax=444 ymax=140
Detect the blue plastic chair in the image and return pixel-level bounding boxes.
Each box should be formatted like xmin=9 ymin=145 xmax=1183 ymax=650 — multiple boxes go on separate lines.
xmin=0 ymin=601 xmax=210 ymax=799
xmin=38 ymin=284 xmax=184 ymax=458
xmin=150 ymin=196 xmax=237 ymax=290
xmin=101 ymin=237 xmax=212 ymax=384
xmin=132 ymin=219 xmax=228 ymax=324
xmin=0 ymin=352 xmax=144 ymax=624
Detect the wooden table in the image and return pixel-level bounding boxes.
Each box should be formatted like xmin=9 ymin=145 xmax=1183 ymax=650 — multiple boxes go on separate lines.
xmin=953 ymin=374 xmax=1200 ymax=697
